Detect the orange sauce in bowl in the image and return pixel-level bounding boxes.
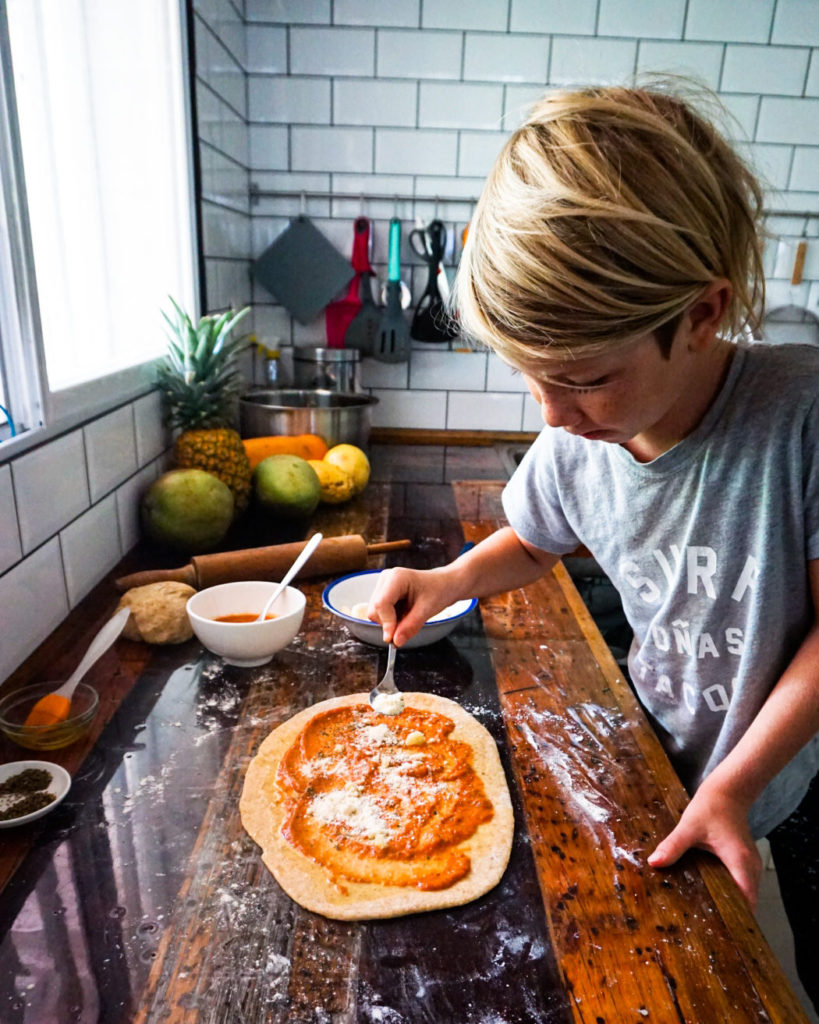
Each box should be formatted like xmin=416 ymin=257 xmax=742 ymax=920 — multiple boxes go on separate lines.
xmin=213 ymin=613 xmax=277 ymax=623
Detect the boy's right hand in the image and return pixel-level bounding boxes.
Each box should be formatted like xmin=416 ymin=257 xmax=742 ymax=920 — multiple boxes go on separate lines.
xmin=368 ymin=566 xmax=458 ymax=647
xmin=369 ymin=529 xmax=557 ymax=646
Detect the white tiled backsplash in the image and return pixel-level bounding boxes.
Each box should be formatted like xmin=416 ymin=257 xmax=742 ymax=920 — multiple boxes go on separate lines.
xmin=0 ymin=392 xmax=169 ymax=683
xmin=195 ymin=0 xmax=819 ymax=432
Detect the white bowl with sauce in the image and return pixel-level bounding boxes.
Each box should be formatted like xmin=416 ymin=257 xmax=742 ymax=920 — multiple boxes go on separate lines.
xmin=186 ymin=581 xmax=306 ymax=667
xmin=322 ymin=570 xmax=477 ymax=649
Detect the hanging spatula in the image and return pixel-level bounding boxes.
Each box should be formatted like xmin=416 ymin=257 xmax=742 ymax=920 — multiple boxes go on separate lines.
xmin=374 ymin=217 xmax=410 ymax=363
xmin=325 ymin=217 xmax=371 ymax=348
xmin=344 ymin=217 xmax=381 ymax=355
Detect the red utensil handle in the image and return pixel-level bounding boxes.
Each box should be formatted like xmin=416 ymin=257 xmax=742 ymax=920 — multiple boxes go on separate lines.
xmin=352 ymin=217 xmax=372 ymax=273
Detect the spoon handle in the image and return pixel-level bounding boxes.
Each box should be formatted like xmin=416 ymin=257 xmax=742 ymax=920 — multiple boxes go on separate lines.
xmin=58 ymin=606 xmax=132 ymax=699
xmin=258 ymin=532 xmax=323 ymax=621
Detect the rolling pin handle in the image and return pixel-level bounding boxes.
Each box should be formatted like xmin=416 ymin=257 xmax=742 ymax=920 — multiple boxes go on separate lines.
xmin=366 ymin=539 xmax=411 ymax=554
xmin=114 ymin=564 xmax=197 ymax=592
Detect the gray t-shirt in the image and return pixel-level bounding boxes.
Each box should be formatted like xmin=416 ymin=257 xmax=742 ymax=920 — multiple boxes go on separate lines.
xmin=503 ymin=342 xmax=819 ymax=837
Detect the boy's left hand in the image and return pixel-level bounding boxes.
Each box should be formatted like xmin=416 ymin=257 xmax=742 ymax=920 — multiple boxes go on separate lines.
xmin=647 ymin=786 xmax=762 ymax=909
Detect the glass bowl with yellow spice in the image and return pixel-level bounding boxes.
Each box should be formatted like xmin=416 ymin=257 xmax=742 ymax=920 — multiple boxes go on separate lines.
xmin=0 ymin=681 xmax=99 ymax=750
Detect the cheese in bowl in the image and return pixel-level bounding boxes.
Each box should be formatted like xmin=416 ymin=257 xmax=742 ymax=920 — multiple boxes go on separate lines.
xmin=322 ymin=570 xmax=476 ymax=648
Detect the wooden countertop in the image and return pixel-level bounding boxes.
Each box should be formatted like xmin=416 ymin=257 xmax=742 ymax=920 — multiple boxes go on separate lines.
xmin=0 ymin=452 xmax=809 ymax=1023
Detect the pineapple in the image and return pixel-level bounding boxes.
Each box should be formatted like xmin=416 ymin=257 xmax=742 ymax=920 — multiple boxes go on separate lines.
xmin=157 ymin=299 xmax=253 ymax=512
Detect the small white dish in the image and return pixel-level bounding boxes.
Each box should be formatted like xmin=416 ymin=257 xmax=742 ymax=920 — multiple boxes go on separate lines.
xmin=186 ymin=580 xmax=306 ymax=667
xmin=0 ymin=760 xmax=71 ymax=828
xmin=322 ymin=569 xmax=477 ymax=649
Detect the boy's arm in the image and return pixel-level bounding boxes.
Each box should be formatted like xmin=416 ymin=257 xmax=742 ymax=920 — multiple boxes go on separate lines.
xmin=369 ymin=526 xmax=559 ymax=646
xmin=648 ymin=558 xmax=819 ymax=909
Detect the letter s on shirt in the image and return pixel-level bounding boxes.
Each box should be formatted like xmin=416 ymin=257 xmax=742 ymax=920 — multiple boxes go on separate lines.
xmin=621 ymin=559 xmax=661 ymax=605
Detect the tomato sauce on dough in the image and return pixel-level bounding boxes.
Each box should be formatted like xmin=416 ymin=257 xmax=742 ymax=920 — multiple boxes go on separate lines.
xmin=277 ymin=704 xmax=494 ymax=891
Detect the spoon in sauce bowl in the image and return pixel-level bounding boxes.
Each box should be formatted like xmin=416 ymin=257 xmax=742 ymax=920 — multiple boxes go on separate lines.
xmin=255 ymin=532 xmax=323 ymax=622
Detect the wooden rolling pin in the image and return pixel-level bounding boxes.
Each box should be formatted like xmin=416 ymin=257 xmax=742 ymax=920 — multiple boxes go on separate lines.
xmin=115 ymin=535 xmax=410 ymax=592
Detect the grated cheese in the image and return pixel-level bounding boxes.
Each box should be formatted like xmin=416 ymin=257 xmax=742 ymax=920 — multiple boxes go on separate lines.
xmin=358 ymin=723 xmax=399 ymax=746
xmin=309 ymin=786 xmax=393 ymax=845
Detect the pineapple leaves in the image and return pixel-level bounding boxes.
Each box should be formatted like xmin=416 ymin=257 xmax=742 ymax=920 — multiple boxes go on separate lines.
xmin=157 ymin=298 xmax=251 ymax=431
xmin=214 ymin=306 xmax=250 ymax=355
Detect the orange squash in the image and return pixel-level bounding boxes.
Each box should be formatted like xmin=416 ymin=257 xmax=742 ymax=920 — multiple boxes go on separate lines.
xmin=242 ymin=434 xmax=328 ymax=469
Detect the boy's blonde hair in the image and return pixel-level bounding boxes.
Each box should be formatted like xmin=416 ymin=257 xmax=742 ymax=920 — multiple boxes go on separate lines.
xmin=454 ymin=85 xmax=766 ymax=369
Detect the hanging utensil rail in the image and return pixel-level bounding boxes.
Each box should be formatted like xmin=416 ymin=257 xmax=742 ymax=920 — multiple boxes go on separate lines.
xmin=249 ymin=185 xmax=817 ymax=221
xmin=249 ymin=184 xmax=477 ymax=207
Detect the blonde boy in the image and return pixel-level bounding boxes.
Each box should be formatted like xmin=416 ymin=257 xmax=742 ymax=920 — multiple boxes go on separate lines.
xmin=370 ymin=86 xmax=819 ymax=1010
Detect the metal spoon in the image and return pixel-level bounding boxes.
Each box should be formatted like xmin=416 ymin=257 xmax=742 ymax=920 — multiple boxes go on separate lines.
xmin=255 ymin=532 xmax=323 ymax=622
xmin=369 ymin=642 xmax=404 ymax=715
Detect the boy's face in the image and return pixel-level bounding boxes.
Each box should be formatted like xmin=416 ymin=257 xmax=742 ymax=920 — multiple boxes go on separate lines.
xmin=521 ymin=329 xmax=722 ymax=456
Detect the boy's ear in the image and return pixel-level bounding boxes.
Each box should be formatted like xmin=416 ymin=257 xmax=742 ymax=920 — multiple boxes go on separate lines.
xmin=685 ymin=280 xmax=733 ymax=351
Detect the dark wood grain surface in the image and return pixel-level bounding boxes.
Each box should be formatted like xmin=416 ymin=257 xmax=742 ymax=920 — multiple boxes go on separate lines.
xmin=0 ymin=448 xmax=808 ymax=1024
xmin=453 ymin=482 xmax=808 ymax=1024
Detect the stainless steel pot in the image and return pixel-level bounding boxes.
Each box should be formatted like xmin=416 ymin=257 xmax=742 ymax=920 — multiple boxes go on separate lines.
xmin=292 ymin=347 xmax=361 ymax=392
xmin=239 ymin=389 xmax=378 ymax=448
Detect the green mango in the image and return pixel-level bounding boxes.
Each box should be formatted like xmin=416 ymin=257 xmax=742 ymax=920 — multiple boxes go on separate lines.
xmin=254 ymin=454 xmax=321 ymax=519
xmin=142 ymin=469 xmax=234 ymax=552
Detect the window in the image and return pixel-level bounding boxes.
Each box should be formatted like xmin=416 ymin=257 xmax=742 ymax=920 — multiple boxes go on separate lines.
xmin=0 ymin=0 xmax=198 ymax=448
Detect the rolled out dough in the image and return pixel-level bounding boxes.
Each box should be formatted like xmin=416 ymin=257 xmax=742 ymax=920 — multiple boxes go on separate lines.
xmin=240 ymin=692 xmax=514 ymax=921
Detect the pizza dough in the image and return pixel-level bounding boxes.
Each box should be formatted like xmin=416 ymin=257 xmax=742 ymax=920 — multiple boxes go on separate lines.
xmin=240 ymin=692 xmax=514 ymax=920
xmin=117 ymin=581 xmax=196 ymax=644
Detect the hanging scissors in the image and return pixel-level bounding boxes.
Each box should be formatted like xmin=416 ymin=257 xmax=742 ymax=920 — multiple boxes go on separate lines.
xmin=409 ymin=220 xmax=449 ymax=299
xmin=409 ymin=223 xmax=434 ymax=262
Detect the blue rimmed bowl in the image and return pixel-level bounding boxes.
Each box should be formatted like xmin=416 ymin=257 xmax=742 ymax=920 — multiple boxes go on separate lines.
xmin=322 ymin=569 xmax=477 ymax=648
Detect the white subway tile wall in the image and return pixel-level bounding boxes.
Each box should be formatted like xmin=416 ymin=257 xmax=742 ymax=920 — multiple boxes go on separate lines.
xmin=133 ymin=391 xmax=169 ymax=467
xmin=84 ymin=405 xmax=138 ymax=504
xmin=807 ymin=51 xmax=819 ymax=94
xmin=685 ymin=0 xmax=775 ymax=44
xmin=509 ymin=0 xmax=597 ymax=37
xmin=371 ymin=388 xmax=447 ymax=428
xmin=0 ymin=465 xmax=22 ymax=575
xmin=0 ymin=393 xmax=169 ymax=680
xmin=189 ymin=0 xmax=819 ymax=433
xmin=335 ymin=79 xmax=417 ymax=127
xmin=522 ymin=393 xmax=545 ymax=431
xmin=410 ymin=350 xmax=487 ymax=391
xmin=116 ymin=462 xmax=160 ymax=556
xmin=60 ymin=493 xmax=122 ymax=608
xmin=635 ymin=41 xmax=724 ymax=88
xmin=0 ymin=539 xmax=69 ymax=684
xmin=549 ymin=36 xmax=637 ymax=85
xmin=447 ymin=390 xmax=525 ymax=430
xmin=598 ymin=0 xmax=687 ymax=40
xmin=12 ymin=431 xmax=90 ymax=556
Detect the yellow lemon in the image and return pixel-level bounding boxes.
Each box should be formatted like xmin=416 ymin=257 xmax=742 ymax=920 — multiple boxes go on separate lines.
xmin=324 ymin=444 xmax=370 ymax=495
xmin=308 ymin=459 xmax=355 ymax=504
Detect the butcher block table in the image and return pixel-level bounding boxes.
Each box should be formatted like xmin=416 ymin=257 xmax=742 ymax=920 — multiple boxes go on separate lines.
xmin=0 ymin=444 xmax=809 ymax=1024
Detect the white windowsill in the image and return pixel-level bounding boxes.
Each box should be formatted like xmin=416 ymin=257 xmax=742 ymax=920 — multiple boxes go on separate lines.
xmin=0 ymin=359 xmax=161 ymax=465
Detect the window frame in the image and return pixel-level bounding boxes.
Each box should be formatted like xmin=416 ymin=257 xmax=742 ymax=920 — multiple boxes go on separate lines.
xmin=0 ymin=0 xmax=201 ymax=464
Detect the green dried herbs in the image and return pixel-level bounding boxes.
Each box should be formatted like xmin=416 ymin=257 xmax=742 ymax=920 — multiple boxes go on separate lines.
xmin=0 ymin=768 xmax=52 ymax=795
xmin=0 ymin=768 xmax=55 ymax=821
